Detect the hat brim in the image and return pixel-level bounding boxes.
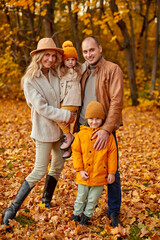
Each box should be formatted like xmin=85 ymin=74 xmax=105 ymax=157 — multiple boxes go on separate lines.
xmin=30 ymin=48 xmax=64 ymax=57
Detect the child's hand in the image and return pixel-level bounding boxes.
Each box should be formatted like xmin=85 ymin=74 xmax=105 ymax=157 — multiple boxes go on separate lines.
xmin=68 ymin=112 xmax=75 ymax=124
xmin=107 ymin=174 xmax=115 ymax=184
xmin=79 ymin=171 xmax=89 ymax=181
xmin=58 ymin=122 xmax=69 ymax=126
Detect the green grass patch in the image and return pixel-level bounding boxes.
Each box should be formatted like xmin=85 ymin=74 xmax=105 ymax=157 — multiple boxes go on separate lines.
xmin=15 ymin=214 xmax=36 ymax=227
xmin=129 ymin=224 xmax=141 ymax=239
xmin=138 ymin=91 xmax=148 ymax=99
xmin=148 ymin=210 xmax=159 ymax=218
xmin=6 ymin=162 xmax=12 ymax=170
xmin=0 ymin=147 xmax=5 ymax=152
xmin=143 ymin=183 xmax=149 ymax=187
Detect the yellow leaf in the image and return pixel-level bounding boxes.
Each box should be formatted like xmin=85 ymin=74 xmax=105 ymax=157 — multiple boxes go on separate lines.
xmin=86 ymin=1 xmax=90 ymax=7
xmin=103 ymin=29 xmax=108 ymax=35
xmin=16 ymin=171 xmax=23 ymax=178
xmin=150 ymin=194 xmax=157 ymax=199
xmin=130 ymin=217 xmax=136 ymax=224
xmin=84 ymin=18 xmax=90 ymax=25
xmin=38 ymin=201 xmax=46 ymax=209
xmin=144 ymin=174 xmax=150 ymax=180
xmin=110 ymin=36 xmax=117 ymax=42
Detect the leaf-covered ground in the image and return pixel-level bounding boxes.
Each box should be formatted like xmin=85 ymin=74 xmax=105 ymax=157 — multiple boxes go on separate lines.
xmin=0 ymin=100 xmax=160 ymax=240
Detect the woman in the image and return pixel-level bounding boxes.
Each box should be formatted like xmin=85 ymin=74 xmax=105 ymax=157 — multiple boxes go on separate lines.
xmin=2 ymin=38 xmax=74 ymax=226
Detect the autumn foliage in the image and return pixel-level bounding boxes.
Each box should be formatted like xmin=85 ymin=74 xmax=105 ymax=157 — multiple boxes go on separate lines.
xmin=0 ymin=0 xmax=160 ymax=238
xmin=0 ymin=99 xmax=160 ymax=239
xmin=0 ymin=0 xmax=160 ymax=104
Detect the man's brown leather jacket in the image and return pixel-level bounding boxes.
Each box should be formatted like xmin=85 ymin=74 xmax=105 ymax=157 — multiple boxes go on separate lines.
xmin=74 ymin=57 xmax=123 ymax=133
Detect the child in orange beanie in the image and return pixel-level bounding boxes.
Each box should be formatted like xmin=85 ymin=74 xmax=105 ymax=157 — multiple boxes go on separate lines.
xmin=72 ymin=101 xmax=117 ymax=225
xmin=57 ymin=41 xmax=86 ymax=158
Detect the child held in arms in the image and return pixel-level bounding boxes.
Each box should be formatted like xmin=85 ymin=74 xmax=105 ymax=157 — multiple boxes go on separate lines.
xmin=57 ymin=41 xmax=84 ymax=158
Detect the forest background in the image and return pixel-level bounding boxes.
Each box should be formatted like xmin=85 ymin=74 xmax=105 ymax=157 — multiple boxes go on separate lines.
xmin=0 ymin=0 xmax=160 ymax=106
xmin=0 ymin=0 xmax=160 ymax=239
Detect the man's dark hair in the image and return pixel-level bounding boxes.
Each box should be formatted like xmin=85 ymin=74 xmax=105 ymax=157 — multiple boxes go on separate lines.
xmin=82 ymin=36 xmax=100 ymax=47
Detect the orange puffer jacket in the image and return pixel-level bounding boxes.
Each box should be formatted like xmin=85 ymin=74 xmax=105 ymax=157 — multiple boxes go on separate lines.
xmin=72 ymin=125 xmax=117 ymax=186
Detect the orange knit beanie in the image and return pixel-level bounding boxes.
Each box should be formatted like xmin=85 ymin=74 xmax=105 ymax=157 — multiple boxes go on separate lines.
xmin=62 ymin=40 xmax=78 ymax=61
xmin=85 ymin=101 xmax=105 ymax=120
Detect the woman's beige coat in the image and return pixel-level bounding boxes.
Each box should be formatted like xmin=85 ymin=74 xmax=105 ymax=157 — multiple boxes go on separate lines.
xmin=24 ymin=69 xmax=71 ymax=142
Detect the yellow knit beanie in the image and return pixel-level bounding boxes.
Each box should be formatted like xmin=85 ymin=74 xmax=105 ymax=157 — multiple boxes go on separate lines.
xmin=62 ymin=40 xmax=78 ymax=61
xmin=85 ymin=101 xmax=105 ymax=120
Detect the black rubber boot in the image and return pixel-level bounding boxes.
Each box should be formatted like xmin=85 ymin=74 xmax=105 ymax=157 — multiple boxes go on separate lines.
xmin=42 ymin=175 xmax=57 ymax=209
xmin=79 ymin=214 xmax=90 ymax=225
xmin=1 ymin=180 xmax=32 ymax=225
xmin=109 ymin=212 xmax=122 ymax=227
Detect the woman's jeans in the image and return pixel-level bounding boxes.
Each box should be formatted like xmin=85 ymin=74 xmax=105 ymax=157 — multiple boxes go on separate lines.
xmin=26 ymin=140 xmax=64 ymax=188
xmin=77 ymin=123 xmax=121 ymax=215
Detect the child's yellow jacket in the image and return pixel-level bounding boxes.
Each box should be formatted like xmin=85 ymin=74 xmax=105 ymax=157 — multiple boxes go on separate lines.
xmin=72 ymin=125 xmax=117 ymax=186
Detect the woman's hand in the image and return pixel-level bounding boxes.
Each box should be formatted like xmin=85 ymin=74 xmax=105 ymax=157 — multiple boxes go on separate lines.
xmin=107 ymin=174 xmax=115 ymax=184
xmin=58 ymin=112 xmax=74 ymax=126
xmin=79 ymin=171 xmax=89 ymax=181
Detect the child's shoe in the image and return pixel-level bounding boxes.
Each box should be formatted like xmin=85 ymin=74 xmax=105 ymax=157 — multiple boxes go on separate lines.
xmin=63 ymin=147 xmax=72 ymax=159
xmin=61 ymin=133 xmax=74 ymax=150
xmin=79 ymin=214 xmax=90 ymax=225
xmin=72 ymin=214 xmax=80 ymax=222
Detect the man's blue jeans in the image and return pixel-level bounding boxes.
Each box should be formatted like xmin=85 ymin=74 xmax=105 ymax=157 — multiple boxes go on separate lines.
xmin=77 ymin=123 xmax=121 ymax=215
xmin=107 ymin=131 xmax=121 ymax=215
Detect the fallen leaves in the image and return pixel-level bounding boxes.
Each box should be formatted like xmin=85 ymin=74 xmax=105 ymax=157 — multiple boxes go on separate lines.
xmin=0 ymin=100 xmax=160 ymax=239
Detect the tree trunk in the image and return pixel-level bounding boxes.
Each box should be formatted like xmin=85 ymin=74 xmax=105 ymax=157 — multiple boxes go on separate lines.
xmin=27 ymin=6 xmax=35 ymax=40
xmin=14 ymin=7 xmax=29 ymax=65
xmin=109 ymin=0 xmax=138 ymax=106
xmin=44 ymin=0 xmax=55 ymax=37
xmin=125 ymin=0 xmax=136 ymax=79
xmin=144 ymin=0 xmax=152 ymax=79
xmin=42 ymin=0 xmax=59 ymax=46
xmin=67 ymin=1 xmax=81 ymax=59
xmin=150 ymin=0 xmax=160 ymax=97
xmin=2 ymin=0 xmax=11 ymax=26
xmin=100 ymin=0 xmax=122 ymax=50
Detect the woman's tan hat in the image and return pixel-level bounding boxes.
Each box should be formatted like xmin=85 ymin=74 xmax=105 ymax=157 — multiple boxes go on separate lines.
xmin=30 ymin=38 xmax=64 ymax=56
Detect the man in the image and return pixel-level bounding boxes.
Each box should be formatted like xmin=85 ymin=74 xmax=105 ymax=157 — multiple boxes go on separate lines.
xmin=78 ymin=36 xmax=123 ymax=227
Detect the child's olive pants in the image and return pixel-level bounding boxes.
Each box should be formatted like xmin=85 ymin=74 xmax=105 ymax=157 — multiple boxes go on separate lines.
xmin=73 ymin=184 xmax=104 ymax=218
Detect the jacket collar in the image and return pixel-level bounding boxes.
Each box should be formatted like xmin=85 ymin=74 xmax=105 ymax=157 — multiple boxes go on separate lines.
xmin=35 ymin=68 xmax=56 ymax=78
xmin=86 ymin=56 xmax=104 ymax=76
xmin=80 ymin=125 xmax=102 ymax=135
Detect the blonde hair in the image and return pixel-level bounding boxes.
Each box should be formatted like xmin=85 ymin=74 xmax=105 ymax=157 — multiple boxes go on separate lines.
xmin=21 ymin=50 xmax=62 ymax=88
xmin=59 ymin=61 xmax=82 ymax=78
